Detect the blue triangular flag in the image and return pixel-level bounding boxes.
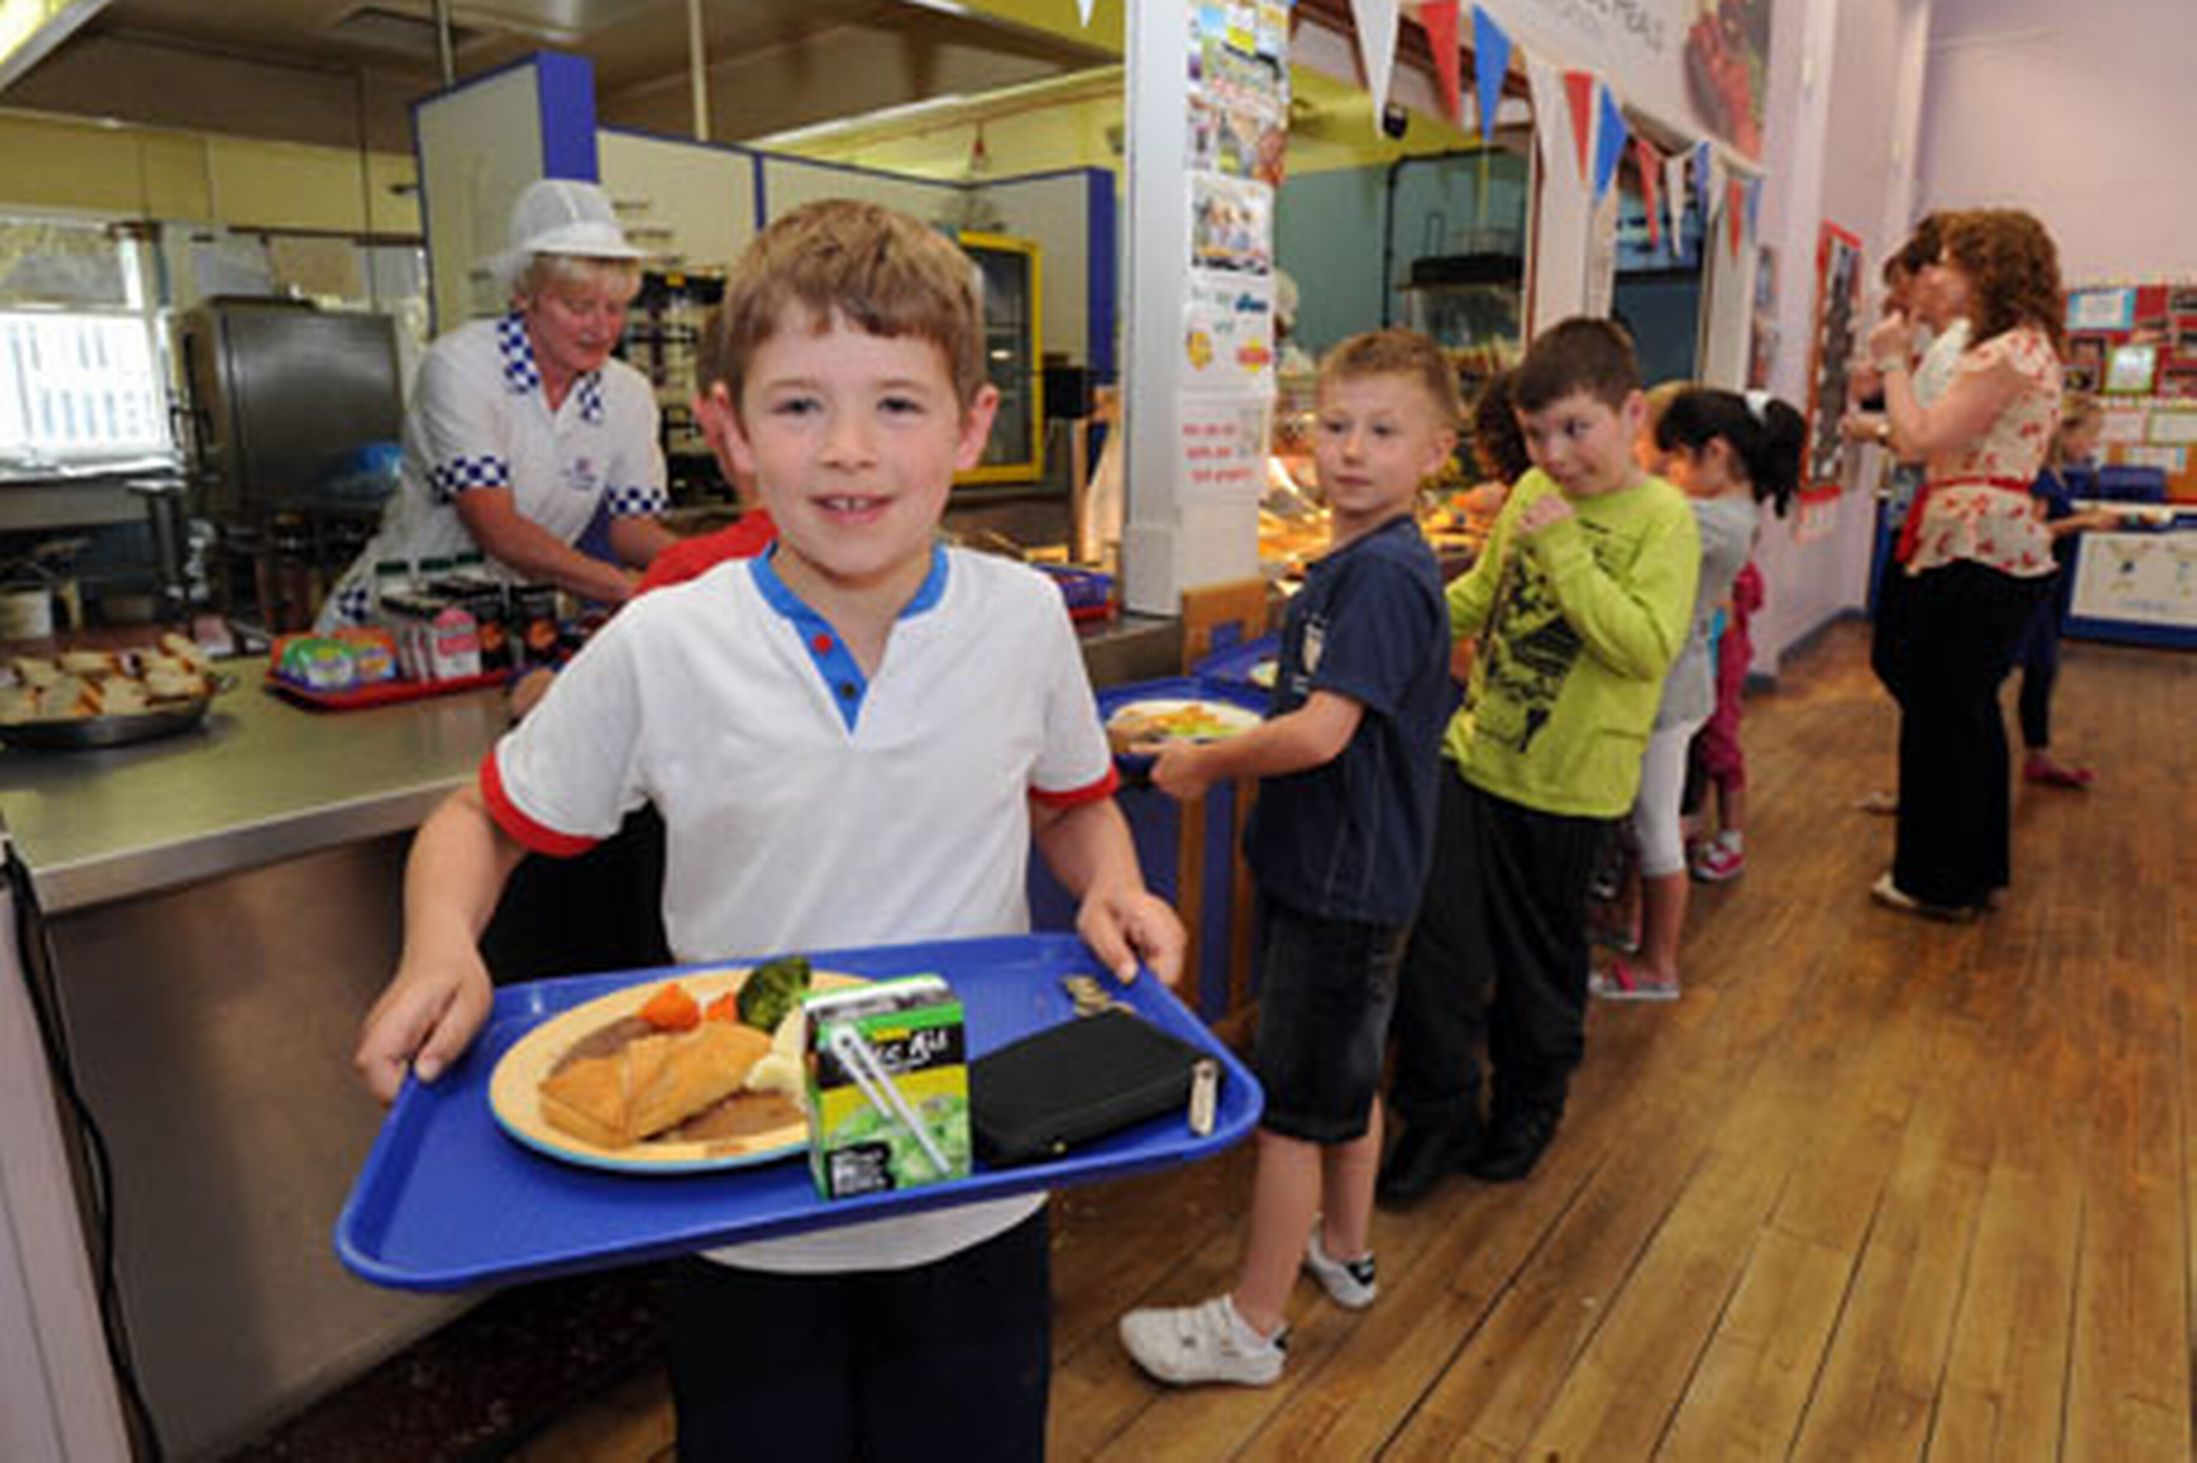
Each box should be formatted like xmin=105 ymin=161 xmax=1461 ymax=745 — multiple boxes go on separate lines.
xmin=1742 ymin=175 xmax=1763 ymax=242
xmin=1592 ymin=83 xmax=1628 ymax=204
xmin=1691 ymin=139 xmax=1713 ymax=212
xmin=1473 ymin=5 xmax=1512 ymax=143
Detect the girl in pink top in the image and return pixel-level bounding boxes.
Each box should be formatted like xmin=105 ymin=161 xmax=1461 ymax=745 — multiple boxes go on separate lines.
xmin=1864 ymin=209 xmax=2066 ymax=919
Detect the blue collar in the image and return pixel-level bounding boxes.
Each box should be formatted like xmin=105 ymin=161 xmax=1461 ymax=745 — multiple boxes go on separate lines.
xmin=749 ymin=544 xmax=950 ymax=731
xmin=497 ymin=310 xmax=605 ymax=423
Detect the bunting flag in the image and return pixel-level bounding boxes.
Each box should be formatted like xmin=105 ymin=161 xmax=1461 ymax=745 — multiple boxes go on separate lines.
xmin=1635 ymin=137 xmax=1663 ymax=249
xmin=1350 ymin=0 xmax=1402 ymax=136
xmin=1743 ymin=175 xmax=1763 ymax=246
xmin=1076 ymin=0 xmax=1094 ymax=23
xmin=1421 ymin=2 xmax=1463 ymax=129
xmin=1563 ymin=71 xmax=1598 ymax=183
xmin=1472 ymin=4 xmax=1512 ymax=144
xmin=1727 ymin=178 xmax=1745 ymax=258
xmin=1694 ymin=139 xmax=1718 ymax=218
xmin=1592 ymin=84 xmax=1628 ymax=205
xmin=1523 ymin=54 xmax=1575 ymax=188
xmin=1664 ymin=147 xmax=1689 ymax=254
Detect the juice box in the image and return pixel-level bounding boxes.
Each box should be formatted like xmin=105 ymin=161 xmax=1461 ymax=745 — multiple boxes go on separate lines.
xmin=802 ymin=976 xmax=972 ymax=1200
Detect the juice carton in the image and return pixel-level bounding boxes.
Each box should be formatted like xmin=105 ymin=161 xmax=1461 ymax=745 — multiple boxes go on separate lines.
xmin=803 ymin=976 xmax=972 ymax=1200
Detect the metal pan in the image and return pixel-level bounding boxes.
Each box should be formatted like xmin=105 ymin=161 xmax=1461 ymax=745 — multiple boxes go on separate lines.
xmin=0 ymin=674 xmax=233 ymax=752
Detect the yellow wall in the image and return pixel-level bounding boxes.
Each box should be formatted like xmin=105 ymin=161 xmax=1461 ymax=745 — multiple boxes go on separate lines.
xmin=0 ymin=109 xmax=419 ymax=235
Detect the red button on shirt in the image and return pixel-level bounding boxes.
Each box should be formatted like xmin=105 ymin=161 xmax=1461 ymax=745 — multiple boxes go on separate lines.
xmin=812 ymin=633 xmax=833 ymax=653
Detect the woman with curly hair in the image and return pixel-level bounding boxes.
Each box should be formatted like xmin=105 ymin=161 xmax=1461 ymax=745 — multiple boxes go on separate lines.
xmin=1865 ymin=208 xmax=2065 ymax=919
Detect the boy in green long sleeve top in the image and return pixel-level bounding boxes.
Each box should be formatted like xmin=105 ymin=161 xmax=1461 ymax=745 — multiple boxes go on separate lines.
xmin=1379 ymin=318 xmax=1700 ymax=1201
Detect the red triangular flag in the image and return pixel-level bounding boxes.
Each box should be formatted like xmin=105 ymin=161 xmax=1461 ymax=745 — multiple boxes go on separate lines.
xmin=1634 ymin=137 xmax=1662 ymax=249
xmin=1727 ymin=178 xmax=1745 ymax=257
xmin=1421 ymin=2 xmax=1463 ymax=128
xmin=1563 ymin=71 xmax=1597 ymax=183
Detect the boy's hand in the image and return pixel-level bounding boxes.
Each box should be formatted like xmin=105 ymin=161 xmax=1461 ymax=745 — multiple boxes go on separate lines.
xmin=1517 ymin=493 xmax=1576 ymax=537
xmin=1146 ymin=741 xmax=1217 ymax=801
xmin=1077 ymin=882 xmax=1188 ymax=989
xmin=355 ymin=951 xmax=495 ymax=1105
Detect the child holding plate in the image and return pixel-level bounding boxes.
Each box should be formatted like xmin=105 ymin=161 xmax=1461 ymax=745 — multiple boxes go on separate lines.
xmin=1118 ymin=330 xmax=1458 ymax=1386
xmin=354 ymin=199 xmax=1183 ymax=1461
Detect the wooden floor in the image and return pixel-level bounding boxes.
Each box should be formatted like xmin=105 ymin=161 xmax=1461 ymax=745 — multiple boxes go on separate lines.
xmin=513 ymin=620 xmax=2197 ymax=1462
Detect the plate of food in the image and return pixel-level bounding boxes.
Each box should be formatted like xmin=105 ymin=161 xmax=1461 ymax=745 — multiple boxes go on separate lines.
xmin=0 ymin=636 xmax=229 ymax=751
xmin=487 ymin=956 xmax=863 ymax=1175
xmin=1104 ymin=697 xmax=1263 ymax=756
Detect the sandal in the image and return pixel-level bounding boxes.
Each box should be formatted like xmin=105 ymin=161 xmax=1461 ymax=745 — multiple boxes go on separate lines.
xmin=1589 ymin=957 xmax=1680 ymax=1001
xmin=2023 ymin=755 xmax=2094 ymax=789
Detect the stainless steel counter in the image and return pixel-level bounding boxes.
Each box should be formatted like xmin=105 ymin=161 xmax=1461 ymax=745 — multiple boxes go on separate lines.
xmin=1 ymin=660 xmax=507 ymax=914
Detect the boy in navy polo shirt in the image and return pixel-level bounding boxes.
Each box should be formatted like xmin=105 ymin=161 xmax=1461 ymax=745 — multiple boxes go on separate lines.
xmin=1119 ymin=330 xmax=1457 ymax=1386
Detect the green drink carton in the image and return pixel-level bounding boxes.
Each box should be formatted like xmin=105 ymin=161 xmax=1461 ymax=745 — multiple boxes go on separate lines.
xmin=803 ymin=976 xmax=972 ymax=1200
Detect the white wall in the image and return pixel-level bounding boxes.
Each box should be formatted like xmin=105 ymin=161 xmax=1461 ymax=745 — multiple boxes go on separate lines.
xmin=1748 ymin=0 xmax=1928 ymax=676
xmin=1916 ymin=0 xmax=2197 ymax=283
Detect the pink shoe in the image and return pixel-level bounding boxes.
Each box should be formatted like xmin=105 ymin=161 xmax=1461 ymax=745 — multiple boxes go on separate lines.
xmin=1691 ymin=839 xmax=1744 ymax=883
xmin=1589 ymin=957 xmax=1680 ymax=1002
xmin=2023 ymin=755 xmax=2094 ymax=789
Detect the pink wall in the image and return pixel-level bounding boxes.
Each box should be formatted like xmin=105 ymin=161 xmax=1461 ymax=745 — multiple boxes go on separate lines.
xmin=1916 ymin=0 xmax=2197 ymax=283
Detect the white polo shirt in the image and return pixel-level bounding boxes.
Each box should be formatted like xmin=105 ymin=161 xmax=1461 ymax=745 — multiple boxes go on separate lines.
xmin=320 ymin=311 xmax=666 ymax=626
xmin=483 ymin=545 xmax=1119 ymax=1271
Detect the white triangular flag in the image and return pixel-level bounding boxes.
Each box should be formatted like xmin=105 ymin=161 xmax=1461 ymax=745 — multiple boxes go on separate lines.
xmin=1703 ymin=146 xmax=1728 ymax=220
xmin=1523 ymin=52 xmax=1574 ymax=189
xmin=1664 ymin=148 xmax=1688 ymax=252
xmin=1350 ymin=0 xmax=1401 ymax=135
xmin=1077 ymin=0 xmax=1094 ymax=23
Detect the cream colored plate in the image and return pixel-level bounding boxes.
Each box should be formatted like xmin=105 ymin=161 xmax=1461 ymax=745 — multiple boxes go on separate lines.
xmin=488 ymin=967 xmax=863 ymax=1174
xmin=1106 ymin=697 xmax=1262 ymax=745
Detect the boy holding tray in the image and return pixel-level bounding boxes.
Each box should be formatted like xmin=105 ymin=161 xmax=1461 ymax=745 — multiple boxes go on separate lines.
xmin=1119 ymin=330 xmax=1458 ymax=1385
xmin=354 ymin=199 xmax=1183 ymax=1461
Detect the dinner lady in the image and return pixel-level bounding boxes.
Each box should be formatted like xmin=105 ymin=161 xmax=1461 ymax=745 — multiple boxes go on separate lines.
xmin=320 ymin=179 xmax=676 ymax=625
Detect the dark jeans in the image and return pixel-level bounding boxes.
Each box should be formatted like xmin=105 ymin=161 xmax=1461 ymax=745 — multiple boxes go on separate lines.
xmin=665 ymin=1210 xmax=1051 ymax=1463
xmin=1391 ymin=775 xmax=1611 ymax=1129
xmin=1888 ymin=559 xmax=2050 ymax=908
xmin=2012 ymin=575 xmax=2066 ymax=750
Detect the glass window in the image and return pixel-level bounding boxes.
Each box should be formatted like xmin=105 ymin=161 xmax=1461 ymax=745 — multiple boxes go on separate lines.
xmin=0 ymin=218 xmax=171 ymax=473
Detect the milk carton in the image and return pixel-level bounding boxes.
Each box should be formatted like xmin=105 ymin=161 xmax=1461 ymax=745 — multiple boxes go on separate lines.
xmin=802 ymin=976 xmax=971 ymax=1199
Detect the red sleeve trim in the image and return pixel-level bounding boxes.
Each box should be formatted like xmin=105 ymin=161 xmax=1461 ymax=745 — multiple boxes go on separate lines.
xmin=478 ymin=749 xmax=600 ymax=858
xmin=1031 ymin=763 xmax=1121 ymax=809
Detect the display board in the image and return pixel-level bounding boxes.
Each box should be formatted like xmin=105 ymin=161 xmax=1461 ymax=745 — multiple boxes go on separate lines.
xmin=2064 ymin=279 xmax=2197 ymax=498
xmin=1801 ymin=223 xmax=1863 ymax=507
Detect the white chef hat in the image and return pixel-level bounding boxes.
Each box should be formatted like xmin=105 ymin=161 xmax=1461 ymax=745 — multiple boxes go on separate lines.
xmin=490 ymin=178 xmax=641 ymax=289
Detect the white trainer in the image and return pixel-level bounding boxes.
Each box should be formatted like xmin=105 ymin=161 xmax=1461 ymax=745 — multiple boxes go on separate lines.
xmin=1118 ymin=1294 xmax=1286 ymax=1386
xmin=1303 ymin=1221 xmax=1379 ymax=1309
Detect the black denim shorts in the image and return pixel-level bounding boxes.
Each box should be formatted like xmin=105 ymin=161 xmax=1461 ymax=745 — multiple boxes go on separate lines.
xmin=1253 ymin=900 xmax=1407 ymax=1143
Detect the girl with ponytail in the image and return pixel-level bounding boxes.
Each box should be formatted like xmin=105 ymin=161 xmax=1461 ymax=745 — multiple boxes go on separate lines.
xmin=1591 ymin=387 xmax=1799 ymax=1001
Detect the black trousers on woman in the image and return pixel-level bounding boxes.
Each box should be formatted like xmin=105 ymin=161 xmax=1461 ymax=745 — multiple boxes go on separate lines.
xmin=1886 ymin=559 xmax=2050 ymax=909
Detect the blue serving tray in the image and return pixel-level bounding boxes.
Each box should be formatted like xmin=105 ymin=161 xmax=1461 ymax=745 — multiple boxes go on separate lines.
xmin=1192 ymin=632 xmax=1280 ymax=691
xmin=335 ymin=934 xmax=1261 ymax=1291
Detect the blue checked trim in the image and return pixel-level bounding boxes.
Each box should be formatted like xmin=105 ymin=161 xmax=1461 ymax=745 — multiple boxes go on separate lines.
xmin=496 ymin=312 xmax=540 ymax=394
xmin=428 ymin=454 xmax=511 ymax=503
xmin=575 ymin=372 xmax=605 ymax=423
xmin=605 ymin=484 xmax=668 ymax=517
xmin=331 ymin=583 xmax=374 ymax=626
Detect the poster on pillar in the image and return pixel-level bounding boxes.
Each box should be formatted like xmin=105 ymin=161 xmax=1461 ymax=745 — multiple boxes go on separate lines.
xmin=1175 ymin=0 xmax=1289 ymax=505
xmin=1476 ymin=0 xmax=1771 ymax=163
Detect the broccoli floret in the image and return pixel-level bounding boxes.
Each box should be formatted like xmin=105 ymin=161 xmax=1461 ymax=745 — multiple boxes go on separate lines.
xmin=737 ymin=954 xmax=813 ymax=1032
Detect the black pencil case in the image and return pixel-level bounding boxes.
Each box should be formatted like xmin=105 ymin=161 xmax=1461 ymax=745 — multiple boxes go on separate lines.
xmin=970 ymin=1009 xmax=1206 ymax=1166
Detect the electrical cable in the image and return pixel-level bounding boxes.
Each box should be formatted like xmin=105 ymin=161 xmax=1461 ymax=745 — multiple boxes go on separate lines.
xmin=6 ymin=849 xmax=165 ymax=1462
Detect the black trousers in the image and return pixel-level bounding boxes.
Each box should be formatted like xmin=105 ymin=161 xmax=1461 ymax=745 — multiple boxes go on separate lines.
xmin=1391 ymin=775 xmax=1611 ymax=1129
xmin=664 ymin=1210 xmax=1051 ymax=1463
xmin=1888 ymin=559 xmax=2049 ymax=908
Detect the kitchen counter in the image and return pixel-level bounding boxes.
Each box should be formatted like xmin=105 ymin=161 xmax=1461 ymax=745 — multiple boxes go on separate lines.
xmin=5 ymin=609 xmax=1181 ymax=918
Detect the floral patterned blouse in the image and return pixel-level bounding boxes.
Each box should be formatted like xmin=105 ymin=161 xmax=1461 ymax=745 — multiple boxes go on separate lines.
xmin=1905 ymin=324 xmax=2063 ymax=578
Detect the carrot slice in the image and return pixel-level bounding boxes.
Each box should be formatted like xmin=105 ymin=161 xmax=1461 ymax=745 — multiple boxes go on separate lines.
xmin=702 ymin=992 xmax=739 ymax=1025
xmin=639 ymin=981 xmax=700 ymax=1031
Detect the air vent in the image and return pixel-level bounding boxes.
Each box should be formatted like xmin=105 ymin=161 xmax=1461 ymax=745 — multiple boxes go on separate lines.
xmin=330 ymin=5 xmax=486 ymax=60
